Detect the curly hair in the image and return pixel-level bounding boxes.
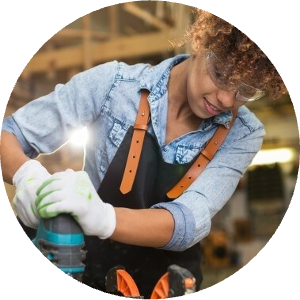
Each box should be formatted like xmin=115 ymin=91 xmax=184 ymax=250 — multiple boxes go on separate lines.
xmin=177 ymin=9 xmax=287 ymax=99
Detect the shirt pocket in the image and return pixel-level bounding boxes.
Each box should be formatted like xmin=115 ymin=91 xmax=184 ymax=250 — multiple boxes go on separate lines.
xmin=108 ymin=119 xmax=129 ymax=148
xmin=175 ymin=144 xmax=201 ymax=164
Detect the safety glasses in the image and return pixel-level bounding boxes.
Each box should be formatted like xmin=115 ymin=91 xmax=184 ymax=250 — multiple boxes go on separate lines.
xmin=205 ymin=51 xmax=265 ymax=102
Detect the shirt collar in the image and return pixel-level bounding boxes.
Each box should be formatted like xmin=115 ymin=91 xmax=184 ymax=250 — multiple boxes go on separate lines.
xmin=139 ymin=54 xmax=189 ymax=99
xmin=201 ymin=110 xmax=234 ymax=131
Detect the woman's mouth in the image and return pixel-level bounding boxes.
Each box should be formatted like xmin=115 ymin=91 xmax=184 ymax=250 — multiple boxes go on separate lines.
xmin=204 ymin=98 xmax=222 ymax=116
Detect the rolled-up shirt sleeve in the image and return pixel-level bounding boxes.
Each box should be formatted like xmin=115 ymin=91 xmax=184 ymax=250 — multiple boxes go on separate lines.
xmin=152 ymin=121 xmax=265 ymax=252
xmin=1 ymin=61 xmax=118 ymax=156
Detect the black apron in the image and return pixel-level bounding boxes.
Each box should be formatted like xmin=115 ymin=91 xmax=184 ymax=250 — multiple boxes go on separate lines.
xmin=82 ymin=120 xmax=203 ymax=297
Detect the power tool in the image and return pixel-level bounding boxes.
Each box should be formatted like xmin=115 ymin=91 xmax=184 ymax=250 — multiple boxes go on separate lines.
xmin=32 ymin=214 xmax=196 ymax=297
xmin=32 ymin=214 xmax=86 ymax=281
xmin=106 ymin=264 xmax=196 ymax=298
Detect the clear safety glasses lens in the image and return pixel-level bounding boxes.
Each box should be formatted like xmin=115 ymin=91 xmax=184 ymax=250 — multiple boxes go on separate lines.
xmin=205 ymin=51 xmax=265 ymax=102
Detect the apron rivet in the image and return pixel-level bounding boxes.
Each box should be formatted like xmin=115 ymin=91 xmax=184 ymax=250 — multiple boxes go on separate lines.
xmin=214 ymin=141 xmax=218 ymax=145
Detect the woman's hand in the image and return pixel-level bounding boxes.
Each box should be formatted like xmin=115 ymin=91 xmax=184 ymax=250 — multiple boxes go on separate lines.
xmin=13 ymin=160 xmax=51 ymax=228
xmin=35 ymin=170 xmax=116 ymax=239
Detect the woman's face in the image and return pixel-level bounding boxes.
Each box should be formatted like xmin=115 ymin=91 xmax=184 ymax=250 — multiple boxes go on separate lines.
xmin=186 ymin=48 xmax=245 ymax=119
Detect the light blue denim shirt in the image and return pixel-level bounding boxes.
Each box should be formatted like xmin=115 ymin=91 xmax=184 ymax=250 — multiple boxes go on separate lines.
xmin=2 ymin=54 xmax=265 ymax=251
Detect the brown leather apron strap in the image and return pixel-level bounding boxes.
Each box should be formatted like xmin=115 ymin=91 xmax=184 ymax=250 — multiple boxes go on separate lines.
xmin=120 ymin=89 xmax=237 ymax=197
xmin=120 ymin=90 xmax=150 ymax=194
xmin=166 ymin=109 xmax=238 ymax=199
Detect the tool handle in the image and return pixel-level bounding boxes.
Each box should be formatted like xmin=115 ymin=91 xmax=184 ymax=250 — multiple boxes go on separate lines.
xmin=43 ymin=214 xmax=83 ymax=235
xmin=33 ymin=214 xmax=86 ymax=279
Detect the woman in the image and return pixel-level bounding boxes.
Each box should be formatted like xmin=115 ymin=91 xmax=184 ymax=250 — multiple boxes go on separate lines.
xmin=0 ymin=9 xmax=287 ymax=297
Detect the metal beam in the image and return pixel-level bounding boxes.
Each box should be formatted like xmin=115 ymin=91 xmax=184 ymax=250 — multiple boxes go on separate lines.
xmin=123 ymin=2 xmax=171 ymax=31
xmin=82 ymin=15 xmax=92 ymax=69
xmin=53 ymin=28 xmax=109 ymax=40
xmin=24 ymin=30 xmax=174 ymax=75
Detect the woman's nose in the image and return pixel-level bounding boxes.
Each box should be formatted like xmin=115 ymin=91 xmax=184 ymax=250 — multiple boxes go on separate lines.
xmin=216 ymin=89 xmax=236 ymax=109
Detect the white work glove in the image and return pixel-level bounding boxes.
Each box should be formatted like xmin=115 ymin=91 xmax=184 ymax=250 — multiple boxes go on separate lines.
xmin=12 ymin=160 xmax=51 ymax=228
xmin=35 ymin=170 xmax=116 ymax=239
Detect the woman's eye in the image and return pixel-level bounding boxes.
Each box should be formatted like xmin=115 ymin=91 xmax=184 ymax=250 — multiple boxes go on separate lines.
xmin=214 ymin=67 xmax=223 ymax=79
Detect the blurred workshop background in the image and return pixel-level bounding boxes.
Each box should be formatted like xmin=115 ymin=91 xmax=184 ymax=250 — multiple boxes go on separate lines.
xmin=2 ymin=1 xmax=299 ymax=290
